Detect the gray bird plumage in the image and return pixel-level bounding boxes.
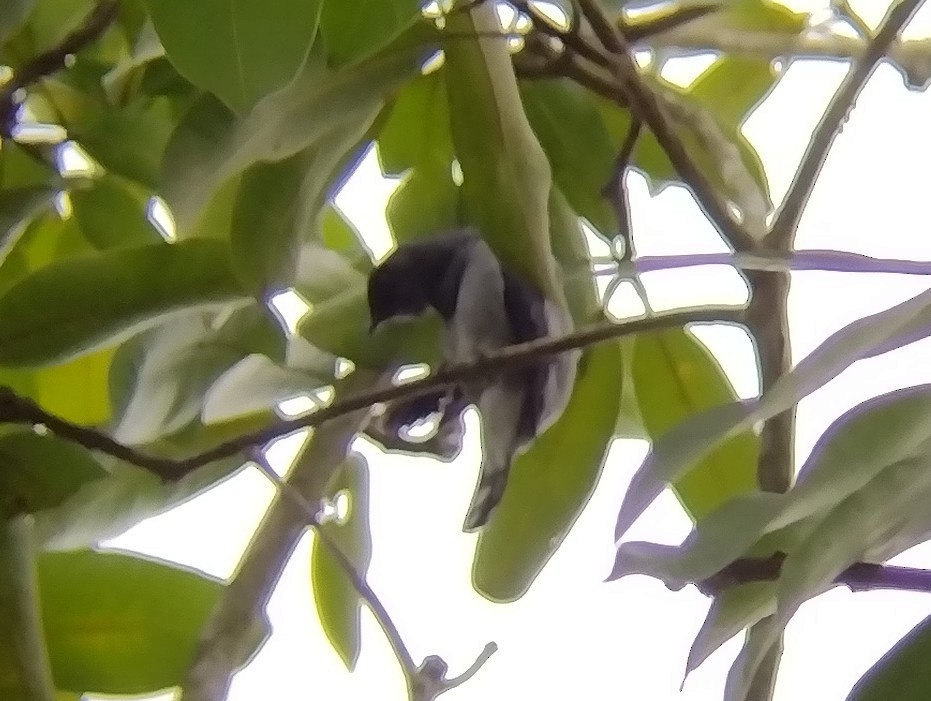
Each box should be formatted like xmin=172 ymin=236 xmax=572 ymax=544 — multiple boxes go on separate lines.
xmin=367 ymin=229 xmax=578 ymax=532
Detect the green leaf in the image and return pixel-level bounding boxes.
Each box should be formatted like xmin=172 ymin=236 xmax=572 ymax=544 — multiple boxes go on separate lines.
xmin=39 ymin=550 xmax=266 ymax=694
xmin=33 ymin=347 xmax=114 ymax=425
xmin=721 ymin=0 xmax=808 ymax=32
xmin=231 ymin=113 xmax=374 ymax=293
xmin=34 ymin=450 xmax=248 ymax=552
xmin=159 ymin=93 xmax=237 ymax=236
xmin=15 ymin=0 xmax=92 ymax=56
xmin=142 ymin=0 xmax=323 ymax=112
xmin=102 ymin=20 xmax=166 ymax=102
xmin=0 ymin=0 xmax=34 ymax=45
xmin=319 ymin=0 xmax=422 ymax=66
xmin=0 ymin=239 xmax=247 ymax=367
xmin=386 ymin=163 xmax=461 ymax=243
xmin=311 ymin=454 xmax=372 ymax=670
xmin=473 ymin=342 xmax=622 ymax=601
xmin=723 ymin=616 xmax=782 ymax=701
xmin=633 ymin=329 xmax=758 ymax=521
xmin=0 ymin=431 xmax=107 ymax=517
xmin=614 ymin=286 xmax=931 ymax=540
xmin=687 ymin=583 xmax=776 ymax=679
xmin=848 ymin=614 xmax=931 ymax=701
xmin=161 ymin=41 xmax=423 ymax=232
xmin=520 ymin=79 xmax=617 ymax=236
xmin=444 ymin=6 xmax=558 ymax=296
xmin=70 ymin=177 xmax=162 ymax=249
xmin=231 ymin=152 xmax=313 ymax=291
xmin=202 ymin=353 xmax=332 ymax=424
xmin=110 ymin=303 xmax=284 ymax=445
xmin=774 ymin=387 xmax=931 ymax=623
xmin=69 ymin=98 xmax=177 ymax=189
xmin=378 ymin=71 xmax=453 ymax=174
xmin=609 ymin=491 xmax=785 ymax=587
xmin=0 ymin=187 xmax=58 ymax=255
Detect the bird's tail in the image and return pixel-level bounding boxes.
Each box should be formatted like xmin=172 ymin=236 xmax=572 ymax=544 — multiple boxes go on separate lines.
xmin=461 ymin=382 xmax=524 ymax=532
xmin=462 ymin=455 xmax=511 ymax=532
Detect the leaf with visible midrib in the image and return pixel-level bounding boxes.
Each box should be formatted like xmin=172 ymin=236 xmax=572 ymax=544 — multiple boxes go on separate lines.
xmin=0 ymin=239 xmax=246 ymax=367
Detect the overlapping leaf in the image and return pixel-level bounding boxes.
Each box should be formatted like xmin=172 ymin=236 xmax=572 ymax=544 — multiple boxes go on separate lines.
xmin=311 ymin=453 xmax=372 ymax=669
xmin=473 ymin=343 xmax=622 ymax=601
xmin=633 ymin=329 xmax=758 ymax=522
xmin=615 ymin=286 xmax=931 ymax=540
xmin=0 ymin=239 xmax=247 ymax=367
xmin=39 ymin=550 xmax=266 ymax=694
xmin=143 ymin=0 xmax=323 ymax=113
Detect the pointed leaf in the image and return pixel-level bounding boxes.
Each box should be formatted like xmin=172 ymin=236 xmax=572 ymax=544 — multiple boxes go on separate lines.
xmin=161 ymin=42 xmax=424 ymax=232
xmin=633 ymin=329 xmax=758 ymax=521
xmin=444 ymin=5 xmax=558 ymax=297
xmin=0 ymin=239 xmax=246 ymax=367
xmin=203 ymin=353 xmax=332 ymax=424
xmin=142 ymin=0 xmax=323 ymax=112
xmin=687 ymin=583 xmax=775 ymax=678
xmin=615 ymin=287 xmax=931 ymax=540
xmin=520 ymin=79 xmax=617 ymax=235
xmin=110 ymin=304 xmax=284 ymax=445
xmin=311 ymin=454 xmax=372 ymax=669
xmin=723 ymin=616 xmax=783 ymax=701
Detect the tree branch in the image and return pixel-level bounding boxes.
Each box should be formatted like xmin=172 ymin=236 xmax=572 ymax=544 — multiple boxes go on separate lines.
xmin=573 ymin=0 xmax=756 ymax=252
xmin=0 ymin=0 xmax=119 ymax=137
xmin=0 ymin=306 xmax=745 ymax=481
xmin=767 ymin=0 xmax=926 ymax=249
xmin=699 ymin=553 xmax=931 ymax=596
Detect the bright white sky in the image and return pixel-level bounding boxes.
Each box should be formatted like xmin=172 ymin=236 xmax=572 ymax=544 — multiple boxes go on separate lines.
xmin=96 ymin=2 xmax=931 ymax=699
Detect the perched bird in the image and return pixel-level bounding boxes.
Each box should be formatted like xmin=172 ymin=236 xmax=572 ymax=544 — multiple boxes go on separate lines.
xmin=367 ymin=229 xmax=578 ymax=531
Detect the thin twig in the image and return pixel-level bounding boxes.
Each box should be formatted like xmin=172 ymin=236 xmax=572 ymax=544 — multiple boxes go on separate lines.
xmin=0 ymin=1 xmax=119 ymax=137
xmin=698 ymin=553 xmax=931 ymax=596
xmin=251 ymin=451 xmax=496 ymax=701
xmin=767 ymin=0 xmax=925 ymax=249
xmin=249 ymin=454 xmax=420 ymax=676
xmin=0 ymin=306 xmax=745 ymax=480
xmin=602 ymin=117 xmax=641 ymax=258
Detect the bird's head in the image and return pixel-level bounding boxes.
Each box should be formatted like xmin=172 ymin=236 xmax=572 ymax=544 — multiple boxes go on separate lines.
xmin=367 ymin=250 xmax=432 ymax=332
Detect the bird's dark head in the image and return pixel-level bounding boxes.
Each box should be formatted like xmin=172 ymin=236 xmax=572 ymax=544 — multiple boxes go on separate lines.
xmin=367 ymin=250 xmax=432 ymax=332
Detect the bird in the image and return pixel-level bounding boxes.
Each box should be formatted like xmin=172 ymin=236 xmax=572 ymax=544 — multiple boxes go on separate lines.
xmin=367 ymin=228 xmax=578 ymax=531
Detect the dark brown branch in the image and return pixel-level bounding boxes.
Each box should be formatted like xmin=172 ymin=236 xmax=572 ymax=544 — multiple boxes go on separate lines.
xmin=622 ymin=3 xmax=721 ymax=43
xmin=767 ymin=0 xmax=924 ymax=249
xmin=0 ymin=1 xmax=119 ymax=137
xmin=573 ymin=0 xmax=756 ymax=252
xmin=0 ymin=307 xmax=745 ymax=481
xmin=602 ymin=116 xmax=641 ymax=256
xmin=515 ymin=40 xmax=624 ymax=106
xmin=512 ymin=0 xmax=613 ymax=69
xmin=698 ymin=553 xmax=931 ymax=596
